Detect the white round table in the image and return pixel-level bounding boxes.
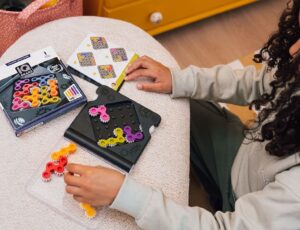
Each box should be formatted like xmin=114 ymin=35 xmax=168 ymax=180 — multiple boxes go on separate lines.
xmin=0 ymin=16 xmax=190 ymax=230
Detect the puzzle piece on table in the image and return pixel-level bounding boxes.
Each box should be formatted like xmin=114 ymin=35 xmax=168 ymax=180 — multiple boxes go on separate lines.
xmin=50 ymin=143 xmax=77 ymax=161
xmin=97 ymin=65 xmax=116 ymax=79
xmin=90 ymin=36 xmax=108 ymax=49
xmin=41 ymin=143 xmax=77 ymax=182
xmin=110 ymin=48 xmax=128 ymax=62
xmin=77 ymin=52 xmax=96 ymax=66
xmin=41 ymin=156 xmax=68 ymax=182
xmin=80 ymin=203 xmax=97 ymax=219
xmin=41 ymin=143 xmax=97 ymax=220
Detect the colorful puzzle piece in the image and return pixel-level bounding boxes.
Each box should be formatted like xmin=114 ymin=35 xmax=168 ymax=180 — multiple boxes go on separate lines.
xmin=123 ymin=125 xmax=144 ymax=143
xmin=42 ymin=142 xmax=97 ymax=220
xmin=110 ymin=48 xmax=128 ymax=62
xmin=42 ymin=143 xmax=77 ymax=182
xmin=77 ymin=52 xmax=96 ymax=66
xmin=90 ymin=36 xmax=108 ymax=49
xmin=11 ymin=76 xmax=61 ymax=111
xmin=50 ymin=143 xmax=77 ymax=161
xmin=80 ymin=203 xmax=97 ymax=219
xmin=97 ymin=65 xmax=116 ymax=79
xmin=97 ymin=127 xmax=126 ymax=148
xmin=41 ymin=156 xmax=68 ymax=182
xmin=88 ymin=105 xmax=110 ymax=123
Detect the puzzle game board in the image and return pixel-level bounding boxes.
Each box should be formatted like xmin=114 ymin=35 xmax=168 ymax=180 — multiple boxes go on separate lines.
xmin=64 ymin=85 xmax=161 ymax=172
xmin=67 ymin=34 xmax=139 ymax=91
xmin=0 ymin=47 xmax=86 ymax=136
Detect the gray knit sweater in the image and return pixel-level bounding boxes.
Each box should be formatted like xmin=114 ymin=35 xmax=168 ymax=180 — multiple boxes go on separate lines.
xmin=111 ymin=64 xmax=300 ymax=230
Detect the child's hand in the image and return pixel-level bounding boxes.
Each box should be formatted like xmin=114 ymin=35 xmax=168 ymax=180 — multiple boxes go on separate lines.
xmin=125 ymin=55 xmax=172 ymax=94
xmin=64 ymin=164 xmax=125 ymax=207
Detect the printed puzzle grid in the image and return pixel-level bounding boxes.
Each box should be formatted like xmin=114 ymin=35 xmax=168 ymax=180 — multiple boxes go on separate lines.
xmin=26 ymin=138 xmax=122 ymax=229
xmin=67 ymin=35 xmax=138 ymax=90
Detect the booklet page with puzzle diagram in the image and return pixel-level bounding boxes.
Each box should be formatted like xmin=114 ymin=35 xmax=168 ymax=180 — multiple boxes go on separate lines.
xmin=0 ymin=47 xmax=87 ymax=136
xmin=67 ymin=34 xmax=139 ymax=91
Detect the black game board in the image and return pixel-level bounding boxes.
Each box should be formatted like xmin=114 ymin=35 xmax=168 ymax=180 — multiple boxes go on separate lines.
xmin=64 ymin=85 xmax=161 ymax=172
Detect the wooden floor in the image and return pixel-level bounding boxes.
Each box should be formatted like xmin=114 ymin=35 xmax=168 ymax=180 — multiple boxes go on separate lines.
xmin=155 ymin=0 xmax=286 ymax=210
xmin=156 ymin=0 xmax=286 ymax=68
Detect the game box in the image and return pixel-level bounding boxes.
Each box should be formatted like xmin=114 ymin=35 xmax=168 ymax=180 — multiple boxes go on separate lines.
xmin=64 ymin=85 xmax=161 ymax=172
xmin=0 ymin=47 xmax=87 ymax=136
xmin=67 ymin=34 xmax=139 ymax=91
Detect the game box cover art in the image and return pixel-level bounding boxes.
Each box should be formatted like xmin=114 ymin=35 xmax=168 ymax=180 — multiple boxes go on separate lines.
xmin=0 ymin=47 xmax=87 ymax=136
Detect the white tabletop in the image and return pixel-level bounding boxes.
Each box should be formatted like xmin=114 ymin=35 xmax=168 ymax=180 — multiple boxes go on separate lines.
xmin=0 ymin=16 xmax=190 ymax=229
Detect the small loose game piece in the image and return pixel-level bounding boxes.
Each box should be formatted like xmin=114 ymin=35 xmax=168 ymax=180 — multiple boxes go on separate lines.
xmin=41 ymin=143 xmax=77 ymax=182
xmin=51 ymin=143 xmax=77 ymax=161
xmin=41 ymin=156 xmax=68 ymax=182
xmin=80 ymin=203 xmax=97 ymax=219
xmin=0 ymin=47 xmax=86 ymax=136
xmin=67 ymin=34 xmax=139 ymax=91
xmin=64 ymin=85 xmax=161 ymax=172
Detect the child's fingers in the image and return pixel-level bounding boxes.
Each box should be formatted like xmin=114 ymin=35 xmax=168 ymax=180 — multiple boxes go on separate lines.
xmin=66 ymin=163 xmax=87 ymax=175
xmin=125 ymin=69 xmax=153 ymax=81
xmin=73 ymin=195 xmax=89 ymax=204
xmin=64 ymin=172 xmax=83 ymax=187
xmin=65 ymin=185 xmax=83 ymax=196
xmin=126 ymin=56 xmax=152 ymax=74
xmin=137 ymin=82 xmax=162 ymax=92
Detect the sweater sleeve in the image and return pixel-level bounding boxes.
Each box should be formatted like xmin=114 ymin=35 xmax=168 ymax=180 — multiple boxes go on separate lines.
xmin=170 ymin=64 xmax=272 ymax=105
xmin=110 ymin=166 xmax=300 ymax=230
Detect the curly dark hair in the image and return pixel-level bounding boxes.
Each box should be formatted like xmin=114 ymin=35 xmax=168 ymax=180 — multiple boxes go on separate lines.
xmin=248 ymin=0 xmax=300 ymax=157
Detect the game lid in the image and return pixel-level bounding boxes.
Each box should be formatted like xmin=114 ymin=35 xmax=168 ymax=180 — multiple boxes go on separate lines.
xmin=0 ymin=47 xmax=87 ymax=136
xmin=64 ymin=85 xmax=161 ymax=172
xmin=67 ymin=34 xmax=139 ymax=91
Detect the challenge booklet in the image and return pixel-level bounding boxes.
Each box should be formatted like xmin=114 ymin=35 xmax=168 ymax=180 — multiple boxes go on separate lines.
xmin=67 ymin=34 xmax=139 ymax=91
xmin=0 ymin=47 xmax=87 ymax=136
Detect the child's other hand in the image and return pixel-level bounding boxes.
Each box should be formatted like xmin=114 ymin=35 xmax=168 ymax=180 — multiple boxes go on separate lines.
xmin=64 ymin=164 xmax=125 ymax=207
xmin=125 ymin=55 xmax=172 ymax=94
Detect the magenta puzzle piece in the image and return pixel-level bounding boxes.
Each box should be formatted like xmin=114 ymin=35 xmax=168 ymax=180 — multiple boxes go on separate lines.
xmin=88 ymin=105 xmax=110 ymax=123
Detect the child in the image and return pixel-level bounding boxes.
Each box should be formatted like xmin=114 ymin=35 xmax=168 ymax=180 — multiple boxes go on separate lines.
xmin=64 ymin=0 xmax=300 ymax=229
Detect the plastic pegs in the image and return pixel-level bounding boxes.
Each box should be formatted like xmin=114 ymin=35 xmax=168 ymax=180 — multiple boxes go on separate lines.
xmin=80 ymin=203 xmax=97 ymax=219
